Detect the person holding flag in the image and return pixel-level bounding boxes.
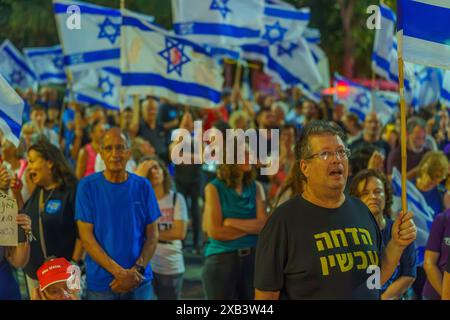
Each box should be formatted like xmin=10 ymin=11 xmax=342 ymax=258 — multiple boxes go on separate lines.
xmin=255 ymin=121 xmax=416 ymax=300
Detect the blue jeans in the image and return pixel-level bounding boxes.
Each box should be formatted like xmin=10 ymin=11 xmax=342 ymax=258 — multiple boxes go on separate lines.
xmin=86 ymin=280 xmax=154 ymax=300
xmin=153 ymin=273 xmax=184 ymax=300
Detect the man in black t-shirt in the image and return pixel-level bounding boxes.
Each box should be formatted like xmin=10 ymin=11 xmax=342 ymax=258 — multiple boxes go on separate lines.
xmin=254 ymin=121 xmax=417 ymax=300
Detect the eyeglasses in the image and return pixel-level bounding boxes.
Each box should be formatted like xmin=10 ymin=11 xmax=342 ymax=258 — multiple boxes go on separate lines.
xmin=102 ymin=144 xmax=127 ymax=153
xmin=305 ymin=148 xmax=351 ymax=161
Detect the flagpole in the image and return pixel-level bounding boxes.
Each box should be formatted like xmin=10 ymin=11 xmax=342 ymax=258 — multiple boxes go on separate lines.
xmin=397 ymin=32 xmax=408 ymax=213
xmin=371 ymin=70 xmax=376 ymax=112
xmin=120 ymin=0 xmax=125 ymax=111
xmin=53 ymin=4 xmax=72 ymax=141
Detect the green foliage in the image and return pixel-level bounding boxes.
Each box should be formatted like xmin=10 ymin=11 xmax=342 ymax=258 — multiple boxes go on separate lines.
xmin=286 ymin=0 xmax=398 ymax=77
xmin=0 ymin=0 xmax=171 ymax=49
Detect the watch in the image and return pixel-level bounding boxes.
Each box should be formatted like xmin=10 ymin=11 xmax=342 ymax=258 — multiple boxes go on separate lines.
xmin=134 ymin=264 xmax=146 ymax=276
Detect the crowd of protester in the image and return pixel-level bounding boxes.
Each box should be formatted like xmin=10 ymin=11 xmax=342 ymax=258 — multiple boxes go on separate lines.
xmin=0 ymin=83 xmax=450 ymax=300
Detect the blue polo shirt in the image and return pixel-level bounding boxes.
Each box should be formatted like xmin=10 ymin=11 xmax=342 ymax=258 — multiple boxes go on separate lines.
xmin=75 ymin=172 xmax=161 ymax=291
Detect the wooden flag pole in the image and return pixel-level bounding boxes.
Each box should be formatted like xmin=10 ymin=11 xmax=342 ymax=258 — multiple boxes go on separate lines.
xmin=234 ymin=61 xmax=242 ymax=91
xmin=371 ymin=70 xmax=376 ymax=112
xmin=53 ymin=8 xmax=73 ymax=141
xmin=120 ymin=0 xmax=125 ymax=111
xmin=397 ymin=32 xmax=408 ymax=213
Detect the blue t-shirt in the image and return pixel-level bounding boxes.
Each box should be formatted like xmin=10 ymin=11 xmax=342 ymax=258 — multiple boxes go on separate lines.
xmin=381 ymin=218 xmax=417 ymax=293
xmin=75 ymin=172 xmax=161 ymax=291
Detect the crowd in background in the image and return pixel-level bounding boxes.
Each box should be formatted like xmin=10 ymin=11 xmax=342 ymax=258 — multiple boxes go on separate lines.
xmin=1 ymin=82 xmax=450 ymax=300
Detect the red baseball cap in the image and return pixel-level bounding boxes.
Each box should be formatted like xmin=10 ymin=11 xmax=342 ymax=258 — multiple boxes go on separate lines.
xmin=37 ymin=258 xmax=72 ymax=291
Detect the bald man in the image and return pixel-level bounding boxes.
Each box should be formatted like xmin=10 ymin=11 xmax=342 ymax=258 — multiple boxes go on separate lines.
xmin=76 ymin=128 xmax=161 ymax=300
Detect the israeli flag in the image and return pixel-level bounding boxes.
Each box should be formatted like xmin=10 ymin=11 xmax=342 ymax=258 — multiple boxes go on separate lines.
xmin=242 ymin=37 xmax=322 ymax=91
xmin=262 ymin=3 xmax=310 ymax=45
xmin=0 ymin=40 xmax=38 ymax=90
xmin=23 ymin=45 xmax=67 ymax=84
xmin=53 ymin=0 xmax=121 ymax=71
xmin=398 ymin=0 xmax=450 ymax=69
xmin=304 ymin=28 xmax=321 ymax=44
xmin=71 ymin=67 xmax=121 ymax=110
xmin=413 ymin=65 xmax=442 ymax=108
xmin=372 ymin=3 xmax=396 ymax=79
xmin=391 ymin=167 xmax=434 ymax=265
xmin=0 ymin=74 xmax=24 ymax=147
xmin=441 ymin=70 xmax=450 ymax=108
xmin=121 ymin=9 xmax=224 ymax=108
xmin=374 ymin=90 xmax=399 ymax=126
xmin=307 ymin=42 xmax=330 ymax=88
xmin=334 ymin=74 xmax=372 ymax=121
xmin=172 ymin=0 xmax=265 ymax=46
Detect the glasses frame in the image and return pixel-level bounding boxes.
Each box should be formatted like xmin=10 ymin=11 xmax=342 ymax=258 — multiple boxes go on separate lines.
xmin=305 ymin=148 xmax=351 ymax=161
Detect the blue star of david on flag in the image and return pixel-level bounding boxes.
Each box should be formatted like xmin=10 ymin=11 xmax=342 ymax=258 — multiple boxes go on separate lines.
xmin=277 ymin=42 xmax=299 ymax=58
xmin=98 ymin=75 xmax=114 ymax=98
xmin=210 ymin=0 xmax=232 ymax=19
xmin=98 ymin=17 xmax=121 ymax=45
xmin=52 ymin=56 xmax=64 ymax=69
xmin=262 ymin=21 xmax=288 ymax=45
xmin=354 ymin=92 xmax=371 ymax=109
xmin=158 ymin=37 xmax=191 ymax=77
xmin=9 ymin=70 xmax=24 ymax=85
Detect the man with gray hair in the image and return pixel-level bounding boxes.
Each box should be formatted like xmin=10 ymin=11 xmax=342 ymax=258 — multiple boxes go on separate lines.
xmin=387 ymin=116 xmax=430 ymax=177
xmin=76 ymin=127 xmax=160 ymax=300
xmin=254 ymin=120 xmax=416 ymax=299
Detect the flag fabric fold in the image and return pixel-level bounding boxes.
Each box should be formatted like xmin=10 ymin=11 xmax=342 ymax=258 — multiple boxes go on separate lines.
xmin=24 ymin=45 xmax=67 ymax=85
xmin=0 ymin=73 xmax=25 ymax=147
xmin=0 ymin=40 xmax=38 ymax=90
xmin=53 ymin=0 xmax=121 ymax=71
xmin=334 ymin=74 xmax=372 ymax=121
xmin=398 ymin=0 xmax=450 ymax=69
xmin=121 ymin=9 xmax=224 ymax=108
xmin=172 ymin=0 xmax=265 ymax=46
xmin=391 ymin=167 xmax=435 ymax=265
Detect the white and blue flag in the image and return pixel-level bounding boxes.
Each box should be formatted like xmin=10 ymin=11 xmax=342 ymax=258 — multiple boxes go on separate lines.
xmin=441 ymin=70 xmax=450 ymax=108
xmin=372 ymin=3 xmax=396 ymax=79
xmin=398 ymin=0 xmax=450 ymax=69
xmin=303 ymin=28 xmax=321 ymax=44
xmin=242 ymin=37 xmax=322 ymax=91
xmin=0 ymin=73 xmax=25 ymax=147
xmin=412 ymin=65 xmax=442 ymax=108
xmin=262 ymin=3 xmax=310 ymax=45
xmin=23 ymin=45 xmax=67 ymax=84
xmin=172 ymin=0 xmax=264 ymax=46
xmin=307 ymin=41 xmax=330 ymax=88
xmin=0 ymin=40 xmax=38 ymax=90
xmin=391 ymin=167 xmax=434 ymax=265
xmin=374 ymin=90 xmax=399 ymax=125
xmin=71 ymin=67 xmax=121 ymax=110
xmin=121 ymin=9 xmax=224 ymax=108
xmin=53 ymin=0 xmax=121 ymax=71
xmin=334 ymin=74 xmax=372 ymax=121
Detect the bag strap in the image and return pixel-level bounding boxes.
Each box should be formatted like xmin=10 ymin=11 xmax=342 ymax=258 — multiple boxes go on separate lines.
xmin=38 ymin=189 xmax=48 ymax=260
xmin=172 ymin=191 xmax=177 ymax=210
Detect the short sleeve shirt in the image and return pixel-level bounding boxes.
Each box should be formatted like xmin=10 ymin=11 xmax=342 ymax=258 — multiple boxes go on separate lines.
xmin=255 ymin=195 xmax=382 ymax=300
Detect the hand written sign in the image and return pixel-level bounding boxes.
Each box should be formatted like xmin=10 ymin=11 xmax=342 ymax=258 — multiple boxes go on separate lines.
xmin=0 ymin=192 xmax=18 ymax=246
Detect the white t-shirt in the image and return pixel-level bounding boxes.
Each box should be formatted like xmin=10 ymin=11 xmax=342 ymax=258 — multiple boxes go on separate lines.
xmin=151 ymin=191 xmax=188 ymax=275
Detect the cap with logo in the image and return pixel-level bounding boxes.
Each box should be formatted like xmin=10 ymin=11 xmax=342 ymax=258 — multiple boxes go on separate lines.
xmin=37 ymin=257 xmax=72 ymax=291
